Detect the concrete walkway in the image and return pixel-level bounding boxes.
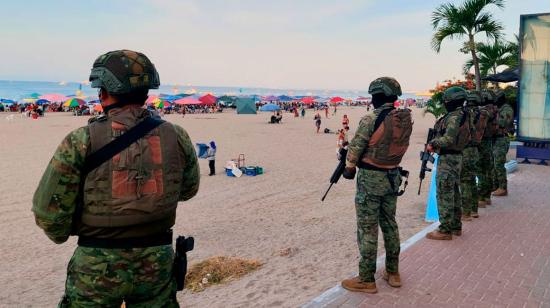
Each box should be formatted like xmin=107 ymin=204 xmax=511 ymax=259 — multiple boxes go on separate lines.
xmin=306 ymin=164 xmax=550 ymax=308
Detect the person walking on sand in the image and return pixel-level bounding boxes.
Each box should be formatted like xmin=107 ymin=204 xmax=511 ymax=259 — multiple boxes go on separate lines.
xmin=32 ymin=50 xmax=200 ymax=307
xmin=341 ymin=77 xmax=412 ymax=294
xmin=342 ymin=114 xmax=350 ymax=129
xmin=301 ymin=107 xmax=306 ymax=118
xmin=314 ymin=113 xmax=321 ymax=133
xmin=207 ymin=141 xmax=217 ymax=176
xmin=325 ymin=106 xmax=329 ymax=118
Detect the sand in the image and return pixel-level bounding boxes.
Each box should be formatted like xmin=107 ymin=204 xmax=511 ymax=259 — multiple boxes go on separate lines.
xmin=0 ymin=106 xmax=436 ymax=307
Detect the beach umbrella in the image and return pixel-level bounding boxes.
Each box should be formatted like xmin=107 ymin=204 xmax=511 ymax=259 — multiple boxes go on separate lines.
xmin=300 ymin=96 xmax=316 ymax=104
xmin=145 ymin=95 xmax=159 ymax=104
xmin=35 ymin=99 xmax=50 ymax=105
xmin=174 ymin=97 xmax=202 ymax=105
xmin=199 ymin=94 xmax=218 ymax=106
xmin=88 ymin=99 xmax=100 ymax=105
xmin=63 ymin=98 xmax=86 ymax=107
xmin=259 ymin=104 xmax=281 ymax=112
xmin=0 ymin=98 xmax=16 ymax=104
xmin=263 ymin=95 xmax=278 ymax=101
xmin=330 ymin=96 xmax=345 ymax=103
xmin=93 ymin=104 xmax=103 ymax=112
xmin=41 ymin=93 xmax=68 ymax=102
xmin=154 ymin=99 xmax=170 ymax=109
xmin=25 ymin=92 xmax=41 ymax=99
xmin=277 ymin=95 xmax=293 ymax=102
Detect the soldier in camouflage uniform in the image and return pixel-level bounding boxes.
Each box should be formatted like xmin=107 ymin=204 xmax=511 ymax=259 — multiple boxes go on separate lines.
xmin=478 ymin=90 xmax=499 ymax=207
xmin=426 ymin=87 xmax=470 ymax=240
xmin=32 ymin=50 xmax=200 ymax=307
xmin=492 ymin=90 xmax=514 ymax=196
xmin=341 ymin=77 xmax=413 ymax=293
xmin=460 ymin=91 xmax=482 ymax=221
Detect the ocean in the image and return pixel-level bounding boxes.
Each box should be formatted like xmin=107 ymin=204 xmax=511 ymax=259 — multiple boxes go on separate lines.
xmin=0 ymin=80 xmax=419 ymax=101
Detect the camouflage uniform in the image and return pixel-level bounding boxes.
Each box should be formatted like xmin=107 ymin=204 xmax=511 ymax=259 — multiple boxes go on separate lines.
xmin=32 ymin=50 xmax=200 ymax=307
xmin=493 ymin=103 xmax=514 ymax=190
xmin=478 ymin=94 xmax=498 ymax=202
xmin=460 ymin=106 xmax=478 ymax=217
xmin=431 ymin=108 xmax=464 ymax=234
xmin=346 ymin=102 xmax=401 ymax=282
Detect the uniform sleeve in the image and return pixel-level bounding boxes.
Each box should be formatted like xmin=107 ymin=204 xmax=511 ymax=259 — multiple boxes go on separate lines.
xmin=499 ymin=105 xmax=514 ymax=130
xmin=32 ymin=127 xmax=88 ymax=244
xmin=174 ymin=125 xmax=200 ymax=201
xmin=345 ymin=115 xmax=374 ymax=168
xmin=431 ymin=112 xmax=461 ymax=150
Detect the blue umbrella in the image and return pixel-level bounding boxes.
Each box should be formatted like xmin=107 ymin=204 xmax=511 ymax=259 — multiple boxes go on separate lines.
xmin=259 ymin=103 xmax=281 ymax=112
xmin=0 ymin=98 xmax=15 ymax=104
xmin=35 ymin=99 xmax=50 ymax=105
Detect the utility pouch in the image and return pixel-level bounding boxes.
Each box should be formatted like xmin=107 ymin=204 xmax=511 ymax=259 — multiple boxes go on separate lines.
xmin=174 ymin=236 xmax=195 ymax=291
xmin=388 ymin=167 xmax=409 ymax=196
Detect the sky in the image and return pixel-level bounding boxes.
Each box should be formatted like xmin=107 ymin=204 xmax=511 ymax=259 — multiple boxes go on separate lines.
xmin=0 ymin=0 xmax=547 ymax=92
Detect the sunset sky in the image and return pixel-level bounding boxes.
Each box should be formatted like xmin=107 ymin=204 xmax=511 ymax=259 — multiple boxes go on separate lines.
xmin=0 ymin=0 xmax=547 ymax=92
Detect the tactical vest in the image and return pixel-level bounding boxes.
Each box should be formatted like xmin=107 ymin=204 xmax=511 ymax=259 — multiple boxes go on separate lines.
xmin=81 ymin=113 xmax=183 ymax=229
xmin=498 ymin=104 xmax=514 ymax=136
xmin=435 ymin=108 xmax=471 ymax=152
xmin=471 ymin=106 xmax=489 ymax=145
xmin=483 ymin=104 xmax=499 ymax=139
xmin=363 ymin=108 xmax=413 ymax=168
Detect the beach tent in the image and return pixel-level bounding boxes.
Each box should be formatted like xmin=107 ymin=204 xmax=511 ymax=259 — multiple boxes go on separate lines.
xmin=199 ymin=94 xmax=218 ymax=106
xmin=482 ymin=67 xmax=519 ymax=83
xmin=236 ymin=98 xmax=257 ymax=114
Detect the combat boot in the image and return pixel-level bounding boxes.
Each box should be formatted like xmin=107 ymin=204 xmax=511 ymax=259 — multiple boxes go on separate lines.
xmin=452 ymin=230 xmax=462 ymax=236
xmin=426 ymin=230 xmax=452 ymax=240
xmin=462 ymin=214 xmax=472 ymax=221
xmin=341 ymin=276 xmax=377 ymax=293
xmin=492 ymin=188 xmax=507 ymax=196
xmin=471 ymin=212 xmax=479 ymax=218
xmin=383 ymin=271 xmax=402 ymax=288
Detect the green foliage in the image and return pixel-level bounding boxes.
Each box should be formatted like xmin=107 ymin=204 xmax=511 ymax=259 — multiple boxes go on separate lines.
xmin=463 ymin=40 xmax=518 ymax=76
xmin=424 ymin=79 xmax=475 ymax=119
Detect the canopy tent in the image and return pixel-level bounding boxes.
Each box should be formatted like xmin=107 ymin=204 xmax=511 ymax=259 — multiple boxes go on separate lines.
xmin=259 ymin=103 xmax=281 ymax=112
xmin=277 ymin=95 xmax=293 ymax=102
xmin=199 ymin=94 xmax=218 ymax=106
xmin=482 ymin=67 xmax=519 ymax=83
xmin=236 ymin=98 xmax=257 ymax=114
xmin=40 ymin=93 xmax=68 ymax=102
xmin=174 ymin=97 xmax=202 ymax=105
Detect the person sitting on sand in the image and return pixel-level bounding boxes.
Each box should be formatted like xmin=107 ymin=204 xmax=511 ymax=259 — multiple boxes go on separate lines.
xmin=314 ymin=113 xmax=321 ymax=133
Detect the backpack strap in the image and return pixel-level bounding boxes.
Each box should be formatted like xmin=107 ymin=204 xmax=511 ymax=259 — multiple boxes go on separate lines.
xmin=373 ymin=107 xmax=394 ymax=134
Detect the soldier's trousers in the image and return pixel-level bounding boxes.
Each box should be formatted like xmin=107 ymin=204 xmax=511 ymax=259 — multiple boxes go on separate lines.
xmin=460 ymin=147 xmax=479 ymax=215
xmin=59 ymin=245 xmax=179 ymax=308
xmin=355 ymin=169 xmax=401 ymax=283
xmin=478 ymin=139 xmax=494 ymax=200
xmin=493 ymin=136 xmax=510 ymax=190
xmin=436 ymin=154 xmax=462 ymax=234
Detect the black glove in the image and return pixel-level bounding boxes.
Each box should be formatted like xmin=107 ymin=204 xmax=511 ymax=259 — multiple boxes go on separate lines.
xmin=342 ymin=167 xmax=356 ymax=180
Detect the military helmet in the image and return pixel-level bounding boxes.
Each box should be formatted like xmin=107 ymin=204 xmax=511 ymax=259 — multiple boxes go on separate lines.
xmin=466 ymin=90 xmax=483 ymax=105
xmin=481 ymin=89 xmax=497 ymax=102
xmin=443 ymin=86 xmax=467 ymax=103
xmin=368 ymin=77 xmax=402 ymax=97
xmin=89 ymin=50 xmax=160 ymax=95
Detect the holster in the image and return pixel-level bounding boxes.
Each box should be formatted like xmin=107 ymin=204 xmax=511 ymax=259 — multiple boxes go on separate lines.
xmin=173 ymin=236 xmax=195 ymax=291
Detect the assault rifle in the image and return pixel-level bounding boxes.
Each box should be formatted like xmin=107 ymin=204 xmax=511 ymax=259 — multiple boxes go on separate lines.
xmin=418 ymin=128 xmax=435 ymax=195
xmin=321 ymin=147 xmax=348 ymax=201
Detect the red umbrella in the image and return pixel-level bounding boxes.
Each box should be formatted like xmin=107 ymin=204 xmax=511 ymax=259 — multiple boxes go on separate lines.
xmin=199 ymin=94 xmax=218 ymax=106
xmin=330 ymin=96 xmax=345 ymax=103
xmin=300 ymin=96 xmax=316 ymax=104
xmin=174 ymin=97 xmax=202 ymax=105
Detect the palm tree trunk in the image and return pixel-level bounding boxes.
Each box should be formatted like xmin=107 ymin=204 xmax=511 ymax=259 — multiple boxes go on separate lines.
xmin=469 ymin=34 xmax=481 ymax=91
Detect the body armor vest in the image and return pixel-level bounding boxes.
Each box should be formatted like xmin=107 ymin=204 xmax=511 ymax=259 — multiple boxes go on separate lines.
xmin=362 ymin=108 xmax=413 ymax=168
xmin=434 ymin=108 xmax=471 ymax=152
xmin=81 ymin=109 xmax=183 ymax=229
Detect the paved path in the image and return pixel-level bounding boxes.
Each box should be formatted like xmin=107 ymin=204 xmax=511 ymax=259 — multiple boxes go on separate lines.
xmin=306 ymin=164 xmax=550 ymax=308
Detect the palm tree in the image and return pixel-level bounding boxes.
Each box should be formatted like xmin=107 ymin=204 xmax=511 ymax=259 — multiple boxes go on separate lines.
xmin=431 ymin=0 xmax=504 ymax=90
xmin=463 ymin=40 xmax=517 ymax=76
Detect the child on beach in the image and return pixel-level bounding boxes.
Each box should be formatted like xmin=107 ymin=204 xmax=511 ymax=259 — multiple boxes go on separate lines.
xmin=314 ymin=113 xmax=321 ymax=133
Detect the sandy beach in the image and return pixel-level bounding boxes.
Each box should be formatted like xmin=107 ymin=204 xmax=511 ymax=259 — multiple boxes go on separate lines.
xmin=0 ymin=106 xmax=436 ymax=307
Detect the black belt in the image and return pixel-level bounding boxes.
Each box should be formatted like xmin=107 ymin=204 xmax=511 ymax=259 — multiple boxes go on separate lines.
xmin=438 ymin=149 xmax=461 ymax=155
xmin=78 ymin=230 xmax=173 ymax=249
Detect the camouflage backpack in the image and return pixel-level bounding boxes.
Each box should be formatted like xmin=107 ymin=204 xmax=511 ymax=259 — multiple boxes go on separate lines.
xmin=471 ymin=107 xmax=489 ymax=145
xmin=483 ymin=104 xmax=499 ymax=139
xmin=363 ymin=108 xmax=413 ymax=168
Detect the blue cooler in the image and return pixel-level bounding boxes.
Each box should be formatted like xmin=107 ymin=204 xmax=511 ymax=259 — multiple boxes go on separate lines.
xmin=225 ymin=168 xmax=235 ymax=177
xmin=244 ymin=167 xmax=257 ymax=176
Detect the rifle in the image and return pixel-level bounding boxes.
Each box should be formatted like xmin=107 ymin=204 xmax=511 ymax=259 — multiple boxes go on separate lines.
xmin=174 ymin=236 xmax=195 ymax=291
xmin=418 ymin=128 xmax=436 ymax=195
xmin=321 ymin=147 xmax=348 ymax=201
